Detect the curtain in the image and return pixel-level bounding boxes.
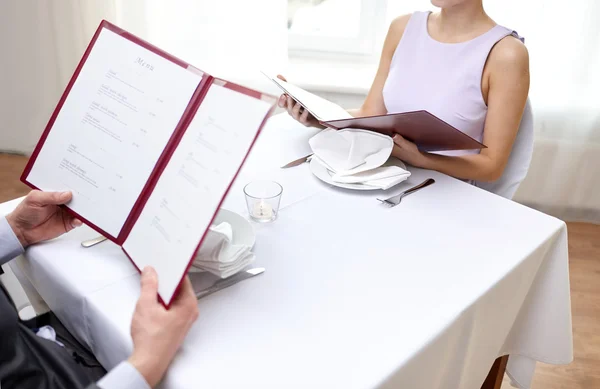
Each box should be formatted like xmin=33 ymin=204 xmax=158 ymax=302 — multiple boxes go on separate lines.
xmin=486 ymin=0 xmax=600 ymax=223
xmin=487 ymin=0 xmax=600 ymax=223
xmin=0 ymin=0 xmax=287 ymax=154
xmin=0 ymin=1 xmax=115 ymax=153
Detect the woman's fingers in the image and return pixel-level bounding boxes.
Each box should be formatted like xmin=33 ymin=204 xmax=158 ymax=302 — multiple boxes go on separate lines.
xmin=292 ymin=102 xmax=303 ymax=120
xmin=393 ymin=134 xmax=406 ymax=146
xmin=278 ymin=94 xmax=287 ymax=108
xmin=299 ymin=106 xmax=310 ymax=125
xmin=281 ymin=92 xmax=310 ymax=125
xmin=276 ymin=75 xmax=312 ymax=125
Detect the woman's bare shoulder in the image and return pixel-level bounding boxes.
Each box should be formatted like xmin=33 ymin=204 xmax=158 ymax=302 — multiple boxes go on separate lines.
xmin=382 ymin=13 xmax=413 ymax=54
xmin=388 ymin=13 xmax=413 ymax=38
xmin=488 ymin=35 xmax=529 ymax=74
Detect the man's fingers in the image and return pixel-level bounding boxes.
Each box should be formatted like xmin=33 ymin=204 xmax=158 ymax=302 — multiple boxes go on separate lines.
xmin=173 ymin=276 xmax=194 ymax=303
xmin=276 ymin=74 xmax=287 ymax=82
xmin=28 ymin=190 xmax=72 ymax=206
xmin=67 ymin=217 xmax=83 ymax=230
xmin=139 ymin=266 xmax=159 ymax=305
xmin=60 ymin=208 xmax=83 ymax=230
xmin=182 ymin=277 xmax=200 ymax=320
xmin=180 ymin=276 xmax=195 ymax=299
xmin=173 ymin=277 xmax=199 ymax=319
xmin=62 ymin=212 xmax=83 ymax=233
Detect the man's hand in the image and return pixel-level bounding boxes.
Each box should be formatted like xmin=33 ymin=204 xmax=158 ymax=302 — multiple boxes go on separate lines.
xmin=128 ymin=267 xmax=199 ymax=388
xmin=6 ymin=190 xmax=82 ymax=247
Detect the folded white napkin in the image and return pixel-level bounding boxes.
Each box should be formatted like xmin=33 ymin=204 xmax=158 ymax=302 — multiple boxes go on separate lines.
xmin=192 ymin=222 xmax=254 ymax=278
xmin=330 ymin=162 xmax=411 ymax=190
xmin=309 ymin=129 xmax=393 ymax=176
xmin=310 ymin=128 xmax=411 ymax=190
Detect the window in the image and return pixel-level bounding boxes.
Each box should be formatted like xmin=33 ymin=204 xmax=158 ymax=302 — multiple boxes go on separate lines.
xmin=288 ymin=0 xmax=538 ymax=61
xmin=287 ymin=0 xmax=387 ymax=56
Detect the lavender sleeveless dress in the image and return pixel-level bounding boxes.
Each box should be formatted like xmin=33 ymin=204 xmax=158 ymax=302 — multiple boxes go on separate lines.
xmin=382 ymin=11 xmax=523 ymax=157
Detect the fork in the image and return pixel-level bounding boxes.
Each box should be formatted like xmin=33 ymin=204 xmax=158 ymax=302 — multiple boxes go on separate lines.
xmin=377 ymin=178 xmax=435 ymax=207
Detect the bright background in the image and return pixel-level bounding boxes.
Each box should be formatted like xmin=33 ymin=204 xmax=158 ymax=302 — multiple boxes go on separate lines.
xmin=0 ymin=0 xmax=598 ymax=222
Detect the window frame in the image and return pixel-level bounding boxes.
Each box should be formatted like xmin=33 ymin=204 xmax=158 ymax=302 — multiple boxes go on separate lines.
xmin=288 ymin=0 xmax=387 ymax=58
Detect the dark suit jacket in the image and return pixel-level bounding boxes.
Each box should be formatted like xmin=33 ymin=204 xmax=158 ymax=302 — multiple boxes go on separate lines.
xmin=0 ymin=283 xmax=100 ymax=389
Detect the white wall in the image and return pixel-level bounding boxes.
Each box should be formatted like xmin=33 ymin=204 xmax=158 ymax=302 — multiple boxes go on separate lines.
xmin=0 ymin=3 xmax=62 ymax=152
xmin=0 ymin=2 xmax=116 ymax=154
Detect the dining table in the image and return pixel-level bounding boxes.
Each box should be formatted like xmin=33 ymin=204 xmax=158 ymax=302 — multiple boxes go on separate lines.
xmin=0 ymin=113 xmax=572 ymax=389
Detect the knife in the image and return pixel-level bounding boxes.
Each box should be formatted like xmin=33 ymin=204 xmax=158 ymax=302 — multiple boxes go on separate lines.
xmin=280 ymin=154 xmax=313 ymax=169
xmin=195 ymin=267 xmax=265 ymax=300
xmin=81 ymin=235 xmax=108 ymax=248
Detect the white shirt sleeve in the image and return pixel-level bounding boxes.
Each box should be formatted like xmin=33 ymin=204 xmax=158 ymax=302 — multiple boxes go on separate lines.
xmin=97 ymin=361 xmax=151 ymax=389
xmin=0 ymin=216 xmax=24 ymax=266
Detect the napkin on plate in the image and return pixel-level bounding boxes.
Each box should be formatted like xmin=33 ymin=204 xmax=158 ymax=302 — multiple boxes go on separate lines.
xmin=192 ymin=222 xmax=255 ymax=278
xmin=309 ymin=129 xmax=392 ymax=175
xmin=330 ymin=161 xmax=411 ymax=190
xmin=309 ymin=128 xmax=411 ymax=190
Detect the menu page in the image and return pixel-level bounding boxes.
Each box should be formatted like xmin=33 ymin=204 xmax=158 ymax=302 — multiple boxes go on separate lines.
xmin=25 ymin=27 xmax=202 ymax=237
xmin=123 ymin=84 xmax=273 ymax=305
xmin=265 ymin=73 xmax=352 ymax=122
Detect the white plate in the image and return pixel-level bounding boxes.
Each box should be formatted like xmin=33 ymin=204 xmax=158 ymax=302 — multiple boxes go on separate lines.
xmin=309 ymin=157 xmax=408 ymax=191
xmin=189 ymin=209 xmax=255 ymax=273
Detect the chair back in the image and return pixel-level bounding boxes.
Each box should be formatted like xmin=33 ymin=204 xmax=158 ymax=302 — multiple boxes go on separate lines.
xmin=475 ymin=99 xmax=534 ymax=199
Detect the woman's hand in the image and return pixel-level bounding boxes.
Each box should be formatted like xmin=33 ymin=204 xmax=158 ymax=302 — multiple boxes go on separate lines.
xmin=391 ymin=134 xmax=427 ymax=167
xmin=276 ymin=75 xmax=323 ymax=128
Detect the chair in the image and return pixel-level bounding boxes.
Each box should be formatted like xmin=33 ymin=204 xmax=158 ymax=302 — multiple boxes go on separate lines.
xmin=475 ymin=99 xmax=534 ymax=199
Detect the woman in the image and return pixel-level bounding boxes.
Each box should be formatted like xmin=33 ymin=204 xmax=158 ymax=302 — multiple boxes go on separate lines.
xmin=279 ymin=0 xmax=529 ymax=183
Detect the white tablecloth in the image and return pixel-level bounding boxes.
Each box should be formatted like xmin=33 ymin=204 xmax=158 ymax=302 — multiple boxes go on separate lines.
xmin=0 ymin=115 xmax=572 ymax=389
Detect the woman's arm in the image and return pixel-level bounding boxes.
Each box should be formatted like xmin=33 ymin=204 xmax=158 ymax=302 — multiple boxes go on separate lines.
xmin=350 ymin=14 xmax=411 ymax=118
xmin=279 ymin=15 xmax=411 ymax=126
xmin=393 ymin=36 xmax=530 ymax=182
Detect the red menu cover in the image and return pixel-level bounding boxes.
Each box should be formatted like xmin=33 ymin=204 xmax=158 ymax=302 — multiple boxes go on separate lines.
xmin=21 ymin=20 xmax=275 ymax=307
xmin=325 ymin=111 xmax=486 ymax=152
xmin=264 ymin=73 xmax=485 ymax=152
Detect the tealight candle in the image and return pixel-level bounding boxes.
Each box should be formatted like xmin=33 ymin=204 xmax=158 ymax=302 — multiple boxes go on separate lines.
xmin=251 ymin=200 xmax=273 ymax=221
xmin=244 ymin=181 xmax=283 ymax=223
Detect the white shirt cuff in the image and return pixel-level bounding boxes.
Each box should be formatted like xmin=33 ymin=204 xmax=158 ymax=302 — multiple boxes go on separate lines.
xmin=0 ymin=216 xmax=24 ymax=266
xmin=97 ymin=361 xmax=151 ymax=389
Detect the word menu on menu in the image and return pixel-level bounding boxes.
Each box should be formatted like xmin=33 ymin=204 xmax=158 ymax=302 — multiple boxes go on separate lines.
xmin=22 ymin=21 xmax=275 ymax=307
